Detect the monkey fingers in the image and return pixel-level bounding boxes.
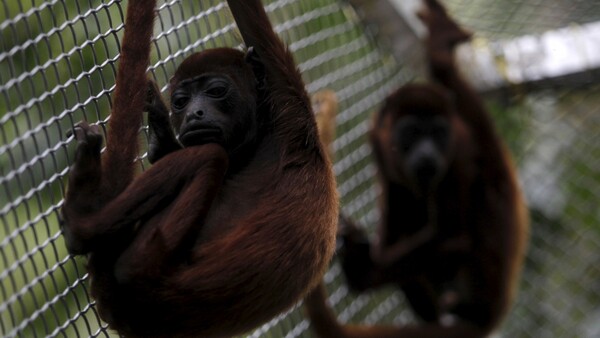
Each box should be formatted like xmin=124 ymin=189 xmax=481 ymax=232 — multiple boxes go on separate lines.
xmin=68 ymin=121 xmax=102 ymax=147
xmin=71 ymin=122 xmax=104 ymax=173
xmin=145 ymin=79 xmax=168 ymax=114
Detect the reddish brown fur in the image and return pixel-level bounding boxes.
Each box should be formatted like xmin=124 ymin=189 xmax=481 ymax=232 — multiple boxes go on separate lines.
xmin=61 ymin=1 xmax=337 ymax=337
xmin=305 ymin=1 xmax=528 ymax=337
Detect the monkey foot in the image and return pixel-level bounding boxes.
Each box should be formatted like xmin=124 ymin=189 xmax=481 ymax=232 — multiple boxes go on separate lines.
xmin=68 ymin=121 xmax=102 ymax=145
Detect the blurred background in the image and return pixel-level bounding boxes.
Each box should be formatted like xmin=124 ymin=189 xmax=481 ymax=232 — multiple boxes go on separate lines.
xmin=0 ymin=0 xmax=598 ymax=337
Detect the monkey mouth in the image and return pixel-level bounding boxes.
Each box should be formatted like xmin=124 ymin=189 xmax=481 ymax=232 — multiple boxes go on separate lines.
xmin=179 ymin=127 xmax=223 ymax=146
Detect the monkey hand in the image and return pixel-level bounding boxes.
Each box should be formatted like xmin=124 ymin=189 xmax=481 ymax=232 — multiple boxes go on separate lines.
xmin=340 ymin=238 xmax=374 ymax=292
xmin=61 ymin=218 xmax=93 ymax=256
xmin=68 ymin=121 xmax=103 ymax=161
xmin=337 ymin=218 xmax=376 ymax=291
xmin=145 ymin=79 xmax=181 ymax=163
xmin=145 ymin=79 xmax=169 ymax=118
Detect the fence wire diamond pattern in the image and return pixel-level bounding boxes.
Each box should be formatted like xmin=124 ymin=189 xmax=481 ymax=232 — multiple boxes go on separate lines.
xmin=1 ymin=0 xmax=598 ymax=337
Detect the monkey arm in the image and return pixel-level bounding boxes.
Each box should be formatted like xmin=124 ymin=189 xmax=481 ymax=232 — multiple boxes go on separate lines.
xmin=418 ymin=0 xmax=471 ymax=85
xmin=371 ymin=223 xmax=436 ymax=268
xmin=226 ymin=0 xmax=316 ymax=152
xmin=339 ymin=215 xmax=435 ymax=290
xmin=431 ymin=62 xmax=503 ymax=164
xmin=226 ymin=0 xmax=297 ymax=88
xmin=382 ymin=226 xmax=476 ymax=269
xmin=146 ymin=79 xmax=182 ymax=164
xmin=420 ymin=0 xmax=508 ymax=177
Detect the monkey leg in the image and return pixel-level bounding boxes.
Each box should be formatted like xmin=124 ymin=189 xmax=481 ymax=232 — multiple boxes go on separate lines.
xmin=62 ymin=121 xmax=105 ymax=254
xmin=113 ymin=145 xmax=228 ymax=284
xmin=65 ymin=122 xmax=103 ymax=202
xmin=371 ymin=223 xmax=436 ymax=268
xmin=65 ymin=144 xmax=228 ymax=256
xmin=340 ymin=221 xmax=442 ymax=291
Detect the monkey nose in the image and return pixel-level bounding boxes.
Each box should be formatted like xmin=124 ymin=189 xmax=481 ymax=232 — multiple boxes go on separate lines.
xmin=186 ymin=110 xmax=204 ymax=122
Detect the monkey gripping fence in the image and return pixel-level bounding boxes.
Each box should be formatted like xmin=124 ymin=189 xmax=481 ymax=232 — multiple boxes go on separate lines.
xmin=0 ymin=0 xmax=598 ymax=337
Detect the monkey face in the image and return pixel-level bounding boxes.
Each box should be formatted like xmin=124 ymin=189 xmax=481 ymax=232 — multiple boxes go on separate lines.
xmin=373 ymin=84 xmax=455 ymax=193
xmin=170 ymin=73 xmax=258 ymax=152
xmin=165 ymin=49 xmax=260 ymax=155
xmin=394 ymin=114 xmax=451 ymax=191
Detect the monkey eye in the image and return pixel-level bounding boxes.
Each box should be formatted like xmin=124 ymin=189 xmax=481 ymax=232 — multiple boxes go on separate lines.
xmin=205 ymin=82 xmax=229 ymax=98
xmin=399 ymin=128 xmax=420 ymax=150
xmin=171 ymin=94 xmax=190 ymax=110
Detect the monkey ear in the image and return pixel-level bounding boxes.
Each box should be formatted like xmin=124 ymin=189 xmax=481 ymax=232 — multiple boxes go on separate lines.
xmin=245 ymin=46 xmax=266 ymax=91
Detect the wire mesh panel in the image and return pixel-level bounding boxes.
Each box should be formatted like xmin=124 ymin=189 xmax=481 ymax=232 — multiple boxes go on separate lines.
xmin=493 ymin=86 xmax=600 ymax=338
xmin=1 ymin=0 xmax=599 ymax=337
xmin=0 ymin=0 xmax=409 ymax=337
xmin=444 ymin=0 xmax=600 ymax=40
xmin=440 ymin=2 xmax=600 ymax=336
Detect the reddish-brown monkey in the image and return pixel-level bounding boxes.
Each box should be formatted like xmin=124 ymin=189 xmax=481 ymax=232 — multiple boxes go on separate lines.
xmin=61 ymin=1 xmax=337 ymax=337
xmin=305 ymin=1 xmax=528 ymax=337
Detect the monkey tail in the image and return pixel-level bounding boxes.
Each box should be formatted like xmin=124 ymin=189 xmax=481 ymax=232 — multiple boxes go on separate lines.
xmin=305 ymin=283 xmax=488 ymax=338
xmin=304 ymin=283 xmax=349 ymax=338
xmin=102 ymin=0 xmax=157 ymax=196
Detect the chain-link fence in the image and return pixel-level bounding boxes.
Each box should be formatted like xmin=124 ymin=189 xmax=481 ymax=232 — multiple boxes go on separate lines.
xmin=1 ymin=0 xmax=598 ymax=337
